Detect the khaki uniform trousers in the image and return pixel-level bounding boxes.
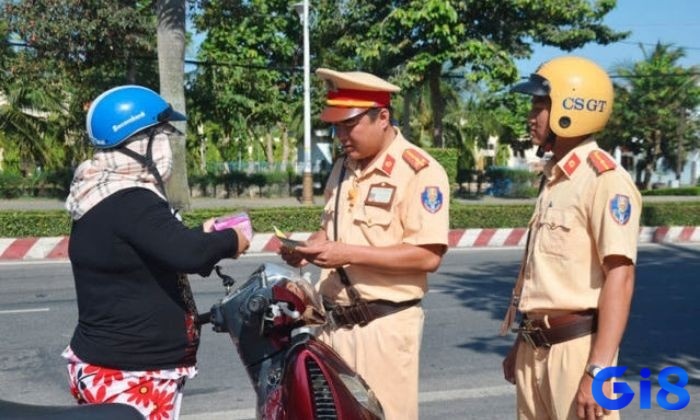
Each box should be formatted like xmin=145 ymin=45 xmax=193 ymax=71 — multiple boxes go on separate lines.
xmin=319 ymin=305 xmax=424 ymax=420
xmin=515 ymin=333 xmax=620 ymax=420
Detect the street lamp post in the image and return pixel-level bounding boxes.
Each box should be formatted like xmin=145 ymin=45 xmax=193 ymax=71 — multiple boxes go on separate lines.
xmin=294 ymin=1 xmax=313 ymax=205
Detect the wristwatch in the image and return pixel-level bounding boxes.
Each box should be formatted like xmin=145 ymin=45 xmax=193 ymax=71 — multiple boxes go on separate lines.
xmin=585 ymin=363 xmax=604 ymax=379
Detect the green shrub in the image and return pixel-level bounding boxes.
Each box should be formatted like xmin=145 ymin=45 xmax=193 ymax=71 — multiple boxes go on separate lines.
xmin=181 ymin=206 xmax=324 ymax=232
xmin=641 ymin=201 xmax=700 ymax=226
xmin=450 ymin=204 xmax=534 ymax=228
xmin=0 ymin=173 xmax=24 ymax=198
xmin=425 ymin=147 xmax=458 ymax=185
xmin=0 ymin=170 xmax=73 ymax=199
xmin=0 ymin=211 xmax=72 ymax=237
xmin=1 ymin=201 xmax=699 ymax=238
xmin=642 ymin=187 xmax=700 ymax=196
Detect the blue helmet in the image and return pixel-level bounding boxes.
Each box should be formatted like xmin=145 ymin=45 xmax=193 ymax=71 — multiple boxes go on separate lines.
xmin=86 ymin=85 xmax=186 ymax=149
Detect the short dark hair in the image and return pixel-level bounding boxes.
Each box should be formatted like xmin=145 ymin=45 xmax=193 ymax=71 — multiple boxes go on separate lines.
xmin=367 ymin=106 xmax=392 ymax=122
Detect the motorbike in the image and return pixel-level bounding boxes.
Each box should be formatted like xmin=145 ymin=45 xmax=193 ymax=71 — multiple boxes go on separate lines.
xmin=0 ymin=263 xmax=384 ymax=420
xmin=205 ymin=262 xmax=384 ymax=419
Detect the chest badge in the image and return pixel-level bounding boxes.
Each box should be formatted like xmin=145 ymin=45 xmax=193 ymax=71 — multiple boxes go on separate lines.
xmin=609 ymin=194 xmax=632 ymax=225
xmin=421 ymin=186 xmax=444 ymax=213
xmin=365 ymin=182 xmax=396 ymax=210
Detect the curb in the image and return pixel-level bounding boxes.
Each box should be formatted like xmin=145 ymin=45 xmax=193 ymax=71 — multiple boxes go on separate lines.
xmin=1 ymin=226 xmax=699 ymax=262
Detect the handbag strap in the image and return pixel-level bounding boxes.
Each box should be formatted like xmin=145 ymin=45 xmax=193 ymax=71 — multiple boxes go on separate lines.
xmin=499 ymin=174 xmax=547 ymax=335
xmin=333 ymin=158 xmax=363 ymax=304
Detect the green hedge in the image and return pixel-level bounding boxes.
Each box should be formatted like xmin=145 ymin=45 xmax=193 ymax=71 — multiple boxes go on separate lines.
xmin=2 ymin=201 xmax=699 ymax=238
xmin=425 ymin=147 xmax=458 ymax=184
xmin=642 ymin=187 xmax=700 ymax=196
xmin=0 ymin=211 xmax=73 ymax=237
xmin=641 ymin=201 xmax=700 ymax=226
xmin=182 ymin=207 xmax=325 ymax=233
xmin=450 ymin=204 xmax=534 ymax=228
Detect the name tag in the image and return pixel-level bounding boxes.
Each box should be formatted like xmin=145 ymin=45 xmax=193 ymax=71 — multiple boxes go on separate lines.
xmin=365 ymin=183 xmax=396 ymax=210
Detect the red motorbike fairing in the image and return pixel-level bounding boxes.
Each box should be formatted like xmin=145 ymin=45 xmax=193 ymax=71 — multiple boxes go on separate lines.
xmin=211 ymin=263 xmax=384 ymax=419
xmin=279 ymin=338 xmax=381 ymax=420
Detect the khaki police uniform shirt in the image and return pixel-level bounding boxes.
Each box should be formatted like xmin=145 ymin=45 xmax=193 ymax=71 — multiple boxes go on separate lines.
xmin=317 ymin=129 xmax=450 ymax=305
xmin=518 ymin=138 xmax=641 ymax=313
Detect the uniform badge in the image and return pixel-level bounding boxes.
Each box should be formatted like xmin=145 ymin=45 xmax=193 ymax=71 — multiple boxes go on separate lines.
xmin=562 ymin=153 xmax=581 ymax=177
xmin=381 ymin=154 xmax=396 ymax=175
xmin=402 ymin=149 xmax=429 ymax=172
xmin=365 ymin=182 xmax=396 ymax=210
xmin=421 ymin=186 xmax=443 ymax=213
xmin=609 ymin=194 xmax=632 ymax=225
xmin=588 ymin=150 xmax=616 ymax=175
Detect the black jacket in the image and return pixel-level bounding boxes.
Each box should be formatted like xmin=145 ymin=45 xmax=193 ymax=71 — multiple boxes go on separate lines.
xmin=68 ymin=187 xmax=237 ymax=370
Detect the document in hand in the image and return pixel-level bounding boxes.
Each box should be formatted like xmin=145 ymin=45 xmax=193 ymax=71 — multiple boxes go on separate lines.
xmin=273 ymin=226 xmax=306 ymax=250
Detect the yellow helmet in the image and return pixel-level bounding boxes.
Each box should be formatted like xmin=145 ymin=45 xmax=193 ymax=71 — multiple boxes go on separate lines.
xmin=511 ymin=56 xmax=614 ymax=137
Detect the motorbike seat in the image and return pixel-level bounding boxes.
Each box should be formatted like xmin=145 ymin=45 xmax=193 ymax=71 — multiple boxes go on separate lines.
xmin=0 ymin=399 xmax=144 ymax=420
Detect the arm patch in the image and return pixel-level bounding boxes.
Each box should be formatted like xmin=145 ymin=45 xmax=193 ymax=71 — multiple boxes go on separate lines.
xmin=588 ymin=150 xmax=616 ymax=175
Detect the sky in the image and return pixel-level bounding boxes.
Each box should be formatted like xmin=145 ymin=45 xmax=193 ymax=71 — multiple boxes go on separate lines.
xmin=516 ymin=0 xmax=700 ymax=76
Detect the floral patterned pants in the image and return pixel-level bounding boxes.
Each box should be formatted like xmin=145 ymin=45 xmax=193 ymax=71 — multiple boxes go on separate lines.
xmin=63 ymin=347 xmax=197 ymax=420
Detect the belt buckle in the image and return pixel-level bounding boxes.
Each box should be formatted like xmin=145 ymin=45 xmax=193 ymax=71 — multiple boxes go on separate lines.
xmin=353 ymin=301 xmax=371 ymax=327
xmin=329 ymin=305 xmax=353 ymax=330
xmin=518 ymin=319 xmax=551 ymax=349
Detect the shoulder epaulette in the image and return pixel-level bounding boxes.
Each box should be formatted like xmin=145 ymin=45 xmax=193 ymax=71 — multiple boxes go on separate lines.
xmin=588 ymin=150 xmax=617 ymax=175
xmin=402 ymin=149 xmax=429 ymax=173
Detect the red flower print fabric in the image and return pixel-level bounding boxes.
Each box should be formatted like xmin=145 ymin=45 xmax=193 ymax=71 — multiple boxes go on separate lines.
xmin=63 ymin=346 xmax=196 ymax=420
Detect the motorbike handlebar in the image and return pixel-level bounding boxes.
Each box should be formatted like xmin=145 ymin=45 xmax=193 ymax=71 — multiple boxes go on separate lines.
xmin=196 ymin=311 xmax=211 ymax=326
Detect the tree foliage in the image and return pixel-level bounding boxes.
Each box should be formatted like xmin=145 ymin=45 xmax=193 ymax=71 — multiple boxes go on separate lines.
xmin=322 ymin=0 xmax=627 ymax=147
xmin=599 ymin=43 xmax=700 ymax=189
xmin=4 ymin=0 xmax=699 ymax=197
xmin=2 ymin=0 xmax=158 ymax=171
xmin=188 ymin=0 xmax=302 ymax=174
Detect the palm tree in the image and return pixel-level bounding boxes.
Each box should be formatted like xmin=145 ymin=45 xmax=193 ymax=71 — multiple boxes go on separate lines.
xmin=0 ymin=82 xmax=68 ymax=173
xmin=157 ymin=0 xmax=190 ymax=209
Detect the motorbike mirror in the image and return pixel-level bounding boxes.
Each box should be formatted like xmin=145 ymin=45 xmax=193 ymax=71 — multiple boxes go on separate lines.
xmin=215 ymin=265 xmax=236 ymax=291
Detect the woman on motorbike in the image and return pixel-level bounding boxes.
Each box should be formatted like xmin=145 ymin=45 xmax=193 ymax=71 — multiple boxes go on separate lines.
xmin=62 ymin=85 xmax=249 ymax=419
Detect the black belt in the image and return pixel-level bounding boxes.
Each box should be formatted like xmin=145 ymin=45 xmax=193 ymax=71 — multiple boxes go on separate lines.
xmin=515 ymin=309 xmax=598 ymax=348
xmin=324 ymin=299 xmax=421 ymax=329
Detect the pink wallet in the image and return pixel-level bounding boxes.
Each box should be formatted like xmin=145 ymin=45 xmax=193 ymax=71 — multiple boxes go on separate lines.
xmin=213 ymin=212 xmax=253 ymax=241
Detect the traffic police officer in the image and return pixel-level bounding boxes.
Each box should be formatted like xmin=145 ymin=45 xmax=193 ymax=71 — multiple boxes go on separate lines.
xmin=500 ymin=56 xmax=642 ymax=420
xmin=280 ymin=68 xmax=450 ymax=419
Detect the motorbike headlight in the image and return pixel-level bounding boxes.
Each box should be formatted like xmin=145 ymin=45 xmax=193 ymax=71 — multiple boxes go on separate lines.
xmin=338 ymin=373 xmax=384 ymax=418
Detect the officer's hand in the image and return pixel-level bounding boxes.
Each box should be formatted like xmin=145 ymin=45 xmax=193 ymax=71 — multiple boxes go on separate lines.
xmin=278 ymin=246 xmax=309 ymax=268
xmin=295 ymin=241 xmax=349 ymax=268
xmin=502 ymin=339 xmax=519 ymax=385
xmin=576 ymin=374 xmax=610 ymax=419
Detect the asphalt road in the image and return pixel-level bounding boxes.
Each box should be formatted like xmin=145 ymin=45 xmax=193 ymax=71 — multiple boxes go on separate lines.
xmin=1 ymin=244 xmax=699 ymax=419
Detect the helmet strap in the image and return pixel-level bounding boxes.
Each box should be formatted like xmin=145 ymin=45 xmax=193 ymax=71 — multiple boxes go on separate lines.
xmin=116 ymin=127 xmax=169 ymax=200
xmin=536 ymin=132 xmax=556 ymax=158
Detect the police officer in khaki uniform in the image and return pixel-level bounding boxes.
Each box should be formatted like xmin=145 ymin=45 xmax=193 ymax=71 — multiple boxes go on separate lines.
xmin=280 ymin=68 xmax=450 ymax=419
xmin=499 ymin=56 xmax=642 ymax=420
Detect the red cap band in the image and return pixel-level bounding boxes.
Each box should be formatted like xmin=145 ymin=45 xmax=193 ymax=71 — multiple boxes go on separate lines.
xmin=327 ymin=88 xmax=391 ymax=108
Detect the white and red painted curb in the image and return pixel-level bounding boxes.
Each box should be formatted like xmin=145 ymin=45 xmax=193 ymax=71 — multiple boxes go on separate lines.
xmin=1 ymin=226 xmax=699 ymax=262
